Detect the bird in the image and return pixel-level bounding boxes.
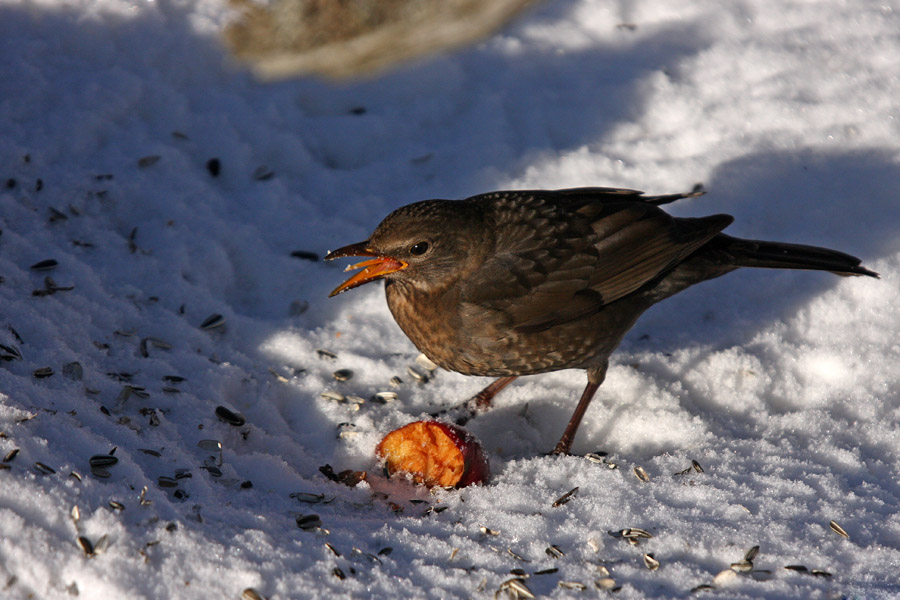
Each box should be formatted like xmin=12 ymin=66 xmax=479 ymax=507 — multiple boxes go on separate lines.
xmin=324 ymin=186 xmax=877 ymax=455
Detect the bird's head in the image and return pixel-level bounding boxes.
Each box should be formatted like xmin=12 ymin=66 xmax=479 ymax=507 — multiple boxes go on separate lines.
xmin=325 ymin=200 xmax=484 ymax=297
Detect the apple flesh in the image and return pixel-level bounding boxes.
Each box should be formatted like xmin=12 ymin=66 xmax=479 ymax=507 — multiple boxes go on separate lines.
xmin=376 ymin=420 xmax=490 ymax=488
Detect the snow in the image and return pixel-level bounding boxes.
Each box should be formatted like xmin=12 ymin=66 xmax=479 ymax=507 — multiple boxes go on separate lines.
xmin=1 ymin=0 xmax=899 ymax=598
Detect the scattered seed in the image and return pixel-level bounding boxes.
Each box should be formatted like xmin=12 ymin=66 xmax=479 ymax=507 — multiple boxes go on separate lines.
xmin=291 ymin=492 xmax=326 ymax=504
xmin=345 ymin=395 xmax=365 ymax=405
xmin=730 ymin=560 xmax=753 ymax=573
xmin=34 ymin=461 xmax=55 ymax=475
xmin=0 ymin=343 xmax=22 ymax=361
xmin=206 ymin=158 xmax=221 ymax=177
xmin=534 ymin=568 xmax=558 ymax=575
xmin=93 ymin=534 xmax=109 ymax=555
xmin=633 ymin=465 xmax=650 ymax=482
xmin=692 ymin=459 xmax=704 ymax=473
xmin=140 ymin=449 xmax=162 ymax=457
xmin=215 ymin=406 xmax=245 ymax=426
xmin=33 ymin=367 xmax=54 ymax=378
xmin=332 ymin=567 xmax=346 ymax=580
xmin=552 ymin=486 xmax=579 ymax=507
xmin=3 ymin=448 xmax=19 ymax=462
xmin=69 ymin=471 xmax=83 ymax=481
xmin=691 ymin=584 xmax=716 ymax=593
xmin=157 ymin=476 xmax=177 ymax=488
xmin=324 ymin=542 xmax=341 ymax=557
xmin=71 ymin=505 xmax=81 ymax=523
xmin=829 ymin=520 xmax=849 ymax=539
xmin=163 ymin=375 xmax=186 ymax=383
xmin=584 ymin=452 xmax=608 ymax=464
xmin=372 ymin=391 xmax=397 ymax=403
xmin=137 ymin=155 xmax=160 ymax=168
xmin=77 ymin=536 xmax=94 ymax=557
xmin=744 ymin=545 xmax=759 ymax=561
xmin=643 ymin=553 xmax=660 ymax=570
xmin=498 ymin=578 xmax=535 ymax=599
xmin=202 ymin=466 xmax=222 ymax=477
xmin=89 ymin=455 xmax=119 ymax=468
xmin=622 ymin=527 xmax=653 ymax=539
xmin=784 ymin=565 xmax=808 ymax=572
xmin=200 ymin=313 xmax=226 ymax=330
xmin=406 ymin=365 xmax=429 ymax=382
xmin=377 ymin=547 xmax=393 ymax=556
xmin=332 ymin=369 xmax=353 ymax=382
xmin=91 ymin=467 xmax=111 ymax=479
xmin=713 ymin=569 xmax=738 ymax=586
xmin=162 ymin=387 xmax=180 ymax=394
xmin=30 ymin=259 xmax=58 ymax=271
xmin=506 ymin=547 xmax=530 ymax=562
xmin=139 ymin=485 xmax=151 ymax=505
xmin=480 ymin=526 xmax=500 ymax=536
xmin=811 ymin=569 xmax=832 ymax=578
xmin=242 ymin=588 xmax=266 ymax=600
xmin=320 ymin=390 xmax=345 ymax=402
xmin=109 ymin=500 xmax=125 ymax=511
xmin=316 ymin=349 xmax=337 ymax=360
xmin=389 ymin=376 xmax=403 ymax=386
xmin=546 ymin=545 xmax=565 ymax=559
xmin=414 ymin=354 xmax=438 ymax=371
xmin=595 ymin=577 xmax=619 ymax=590
xmin=296 ymin=514 xmax=322 ymax=530
xmin=558 ymin=581 xmax=586 ymax=590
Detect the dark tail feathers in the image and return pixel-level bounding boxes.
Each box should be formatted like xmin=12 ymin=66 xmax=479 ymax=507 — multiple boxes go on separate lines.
xmin=715 ymin=234 xmax=879 ymax=278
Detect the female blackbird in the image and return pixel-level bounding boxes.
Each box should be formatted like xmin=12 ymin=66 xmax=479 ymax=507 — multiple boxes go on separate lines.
xmin=325 ymin=187 xmax=877 ymax=454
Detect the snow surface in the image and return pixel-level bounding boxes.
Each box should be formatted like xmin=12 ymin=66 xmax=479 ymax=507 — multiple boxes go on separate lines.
xmin=1 ymin=0 xmax=899 ymax=598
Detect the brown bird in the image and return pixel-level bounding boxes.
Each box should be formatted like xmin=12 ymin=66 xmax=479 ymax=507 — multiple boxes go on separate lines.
xmin=325 ymin=187 xmax=877 ymax=454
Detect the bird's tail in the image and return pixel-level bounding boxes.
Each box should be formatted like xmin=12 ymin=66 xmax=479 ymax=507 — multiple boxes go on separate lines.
xmin=713 ymin=234 xmax=879 ymax=278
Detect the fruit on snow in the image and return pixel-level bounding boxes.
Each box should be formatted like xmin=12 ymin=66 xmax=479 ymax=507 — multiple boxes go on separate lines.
xmin=376 ymin=420 xmax=490 ymax=488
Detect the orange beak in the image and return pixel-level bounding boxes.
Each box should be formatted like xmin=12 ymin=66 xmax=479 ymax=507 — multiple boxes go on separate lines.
xmin=324 ymin=241 xmax=408 ymax=297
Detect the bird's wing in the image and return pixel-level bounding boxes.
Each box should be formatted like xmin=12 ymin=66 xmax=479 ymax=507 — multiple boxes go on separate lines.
xmin=461 ymin=193 xmax=733 ymax=334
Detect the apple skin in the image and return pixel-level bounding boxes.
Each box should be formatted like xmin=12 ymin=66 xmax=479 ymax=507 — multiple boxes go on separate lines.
xmin=376 ymin=420 xmax=490 ymax=488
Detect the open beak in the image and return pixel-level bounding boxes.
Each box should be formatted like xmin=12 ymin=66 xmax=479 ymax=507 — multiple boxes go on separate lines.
xmin=324 ymin=241 xmax=408 ymax=297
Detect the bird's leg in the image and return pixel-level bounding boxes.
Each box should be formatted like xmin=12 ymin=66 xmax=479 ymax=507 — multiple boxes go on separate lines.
xmin=551 ymin=364 xmax=607 ymax=455
xmin=430 ymin=376 xmax=518 ymax=425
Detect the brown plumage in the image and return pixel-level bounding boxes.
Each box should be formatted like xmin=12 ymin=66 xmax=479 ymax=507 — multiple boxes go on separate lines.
xmin=325 ymin=186 xmax=877 ymax=454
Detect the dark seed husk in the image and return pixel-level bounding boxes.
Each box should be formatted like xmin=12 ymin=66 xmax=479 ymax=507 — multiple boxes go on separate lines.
xmin=33 ymin=367 xmax=54 ymax=378
xmin=3 ymin=448 xmax=19 ymax=463
xmin=90 ymin=467 xmax=111 ymax=479
xmin=77 ymin=536 xmax=94 ymax=556
xmin=200 ymin=313 xmax=226 ymax=330
xmin=89 ymin=455 xmax=119 ymax=468
xmin=30 ymin=259 xmax=58 ymax=271
xmin=157 ymin=476 xmax=177 ymax=488
xmin=784 ymin=565 xmax=808 ymax=572
xmin=215 ymin=405 xmax=245 ymax=426
xmin=546 ymin=545 xmax=565 ymax=559
xmin=139 ymin=448 xmax=162 ymax=457
xmin=552 ymin=487 xmax=579 ymax=507
xmin=296 ymin=514 xmax=322 ymax=530
xmin=744 ymin=545 xmax=760 ymax=561
xmin=109 ymin=500 xmax=125 ymax=511
xmin=692 ymin=459 xmax=704 ymax=473
xmin=34 ymin=461 xmax=55 ymax=474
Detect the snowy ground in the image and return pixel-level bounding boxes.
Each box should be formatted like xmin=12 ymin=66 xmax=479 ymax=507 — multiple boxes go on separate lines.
xmin=1 ymin=0 xmax=899 ymax=598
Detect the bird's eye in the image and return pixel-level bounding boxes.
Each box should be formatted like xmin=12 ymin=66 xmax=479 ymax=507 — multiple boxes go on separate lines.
xmin=410 ymin=241 xmax=430 ymax=256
